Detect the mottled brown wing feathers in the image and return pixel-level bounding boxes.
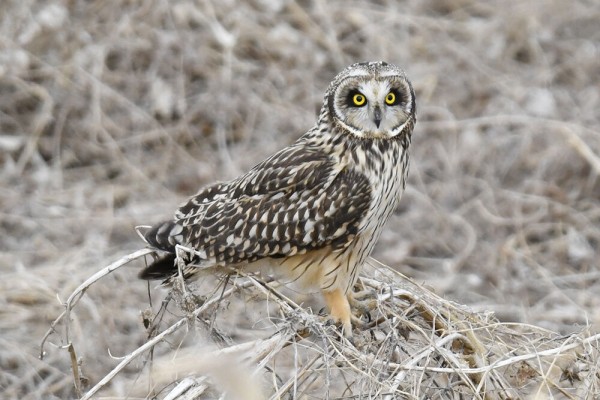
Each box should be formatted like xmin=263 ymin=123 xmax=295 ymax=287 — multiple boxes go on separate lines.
xmin=172 ymin=143 xmax=372 ymax=266
xmin=231 ymin=146 xmax=328 ymax=197
xmin=176 ymin=181 xmax=230 ymax=220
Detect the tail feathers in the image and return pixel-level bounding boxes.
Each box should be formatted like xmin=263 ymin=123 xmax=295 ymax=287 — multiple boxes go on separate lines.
xmin=143 ymin=220 xmax=184 ymax=252
xmin=140 ymin=220 xmax=211 ymax=282
xmin=138 ymin=253 xmax=177 ymax=280
xmin=139 ymin=253 xmax=213 ymax=282
xmin=140 ymin=220 xmax=183 ymax=281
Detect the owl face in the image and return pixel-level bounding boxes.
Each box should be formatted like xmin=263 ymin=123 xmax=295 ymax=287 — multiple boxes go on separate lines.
xmin=327 ymin=61 xmax=416 ymax=139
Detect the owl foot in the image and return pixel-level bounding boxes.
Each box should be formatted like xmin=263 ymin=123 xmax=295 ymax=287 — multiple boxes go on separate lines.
xmin=348 ymin=289 xmax=378 ymax=316
xmin=322 ymin=288 xmax=353 ymax=338
xmin=321 ymin=288 xmax=382 ymax=338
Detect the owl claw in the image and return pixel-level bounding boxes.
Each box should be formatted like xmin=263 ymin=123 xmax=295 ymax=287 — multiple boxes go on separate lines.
xmin=348 ymin=289 xmax=378 ymax=316
xmin=322 ymin=318 xmax=353 ymax=340
xmin=351 ymin=315 xmax=369 ymax=329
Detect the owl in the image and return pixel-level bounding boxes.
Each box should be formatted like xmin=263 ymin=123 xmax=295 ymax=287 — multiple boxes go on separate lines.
xmin=140 ymin=61 xmax=416 ymax=337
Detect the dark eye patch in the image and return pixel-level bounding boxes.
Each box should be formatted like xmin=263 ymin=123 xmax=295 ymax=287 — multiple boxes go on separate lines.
xmin=386 ymin=88 xmax=402 ymax=106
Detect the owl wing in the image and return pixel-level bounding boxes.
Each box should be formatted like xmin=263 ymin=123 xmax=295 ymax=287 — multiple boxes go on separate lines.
xmin=171 ymin=142 xmax=372 ymax=266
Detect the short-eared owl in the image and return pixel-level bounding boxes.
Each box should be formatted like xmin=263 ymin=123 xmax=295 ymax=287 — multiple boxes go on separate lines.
xmin=140 ymin=61 xmax=416 ymax=337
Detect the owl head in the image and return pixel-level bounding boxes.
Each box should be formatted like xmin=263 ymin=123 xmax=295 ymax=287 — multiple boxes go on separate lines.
xmin=325 ymin=61 xmax=416 ymax=139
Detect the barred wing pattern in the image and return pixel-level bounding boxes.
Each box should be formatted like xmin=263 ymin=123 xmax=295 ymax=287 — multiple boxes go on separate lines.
xmin=142 ymin=141 xmax=372 ymax=278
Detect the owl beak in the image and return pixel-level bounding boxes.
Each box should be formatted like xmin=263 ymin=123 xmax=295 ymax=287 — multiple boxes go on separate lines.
xmin=373 ymin=106 xmax=382 ymax=128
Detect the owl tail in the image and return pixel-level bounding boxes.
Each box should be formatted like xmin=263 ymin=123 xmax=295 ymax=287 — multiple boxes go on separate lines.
xmin=143 ymin=220 xmax=183 ymax=252
xmin=138 ymin=220 xmax=183 ymax=280
xmin=138 ymin=253 xmax=177 ymax=280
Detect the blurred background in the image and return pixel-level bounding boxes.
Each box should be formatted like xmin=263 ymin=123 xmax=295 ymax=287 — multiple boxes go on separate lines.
xmin=1 ymin=0 xmax=599 ymax=398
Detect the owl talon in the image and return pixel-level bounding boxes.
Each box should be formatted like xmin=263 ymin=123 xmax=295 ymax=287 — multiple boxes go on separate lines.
xmin=351 ymin=315 xmax=369 ymax=329
xmin=348 ymin=290 xmax=378 ymax=316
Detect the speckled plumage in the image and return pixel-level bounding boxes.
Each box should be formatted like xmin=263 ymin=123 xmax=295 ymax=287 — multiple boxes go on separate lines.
xmin=140 ymin=61 xmax=416 ymax=336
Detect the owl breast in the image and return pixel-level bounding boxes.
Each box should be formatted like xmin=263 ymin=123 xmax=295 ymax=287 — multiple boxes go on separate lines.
xmin=348 ymin=137 xmax=411 ymax=268
xmin=273 ymin=135 xmax=411 ymax=294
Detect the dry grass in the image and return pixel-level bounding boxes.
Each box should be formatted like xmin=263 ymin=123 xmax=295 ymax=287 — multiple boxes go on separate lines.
xmin=1 ymin=0 xmax=599 ymax=398
xmin=39 ymin=254 xmax=600 ymax=399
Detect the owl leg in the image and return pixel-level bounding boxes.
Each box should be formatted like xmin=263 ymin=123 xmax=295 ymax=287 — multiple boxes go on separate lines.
xmin=322 ymin=288 xmax=352 ymax=338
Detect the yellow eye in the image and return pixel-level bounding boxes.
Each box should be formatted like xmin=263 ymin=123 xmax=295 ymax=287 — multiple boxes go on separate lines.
xmin=385 ymin=92 xmax=396 ymax=105
xmin=352 ymin=93 xmax=366 ymax=106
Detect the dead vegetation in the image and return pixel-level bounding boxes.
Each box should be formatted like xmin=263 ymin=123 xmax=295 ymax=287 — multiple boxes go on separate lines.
xmin=38 ymin=253 xmax=600 ymax=399
xmin=1 ymin=0 xmax=599 ymax=399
